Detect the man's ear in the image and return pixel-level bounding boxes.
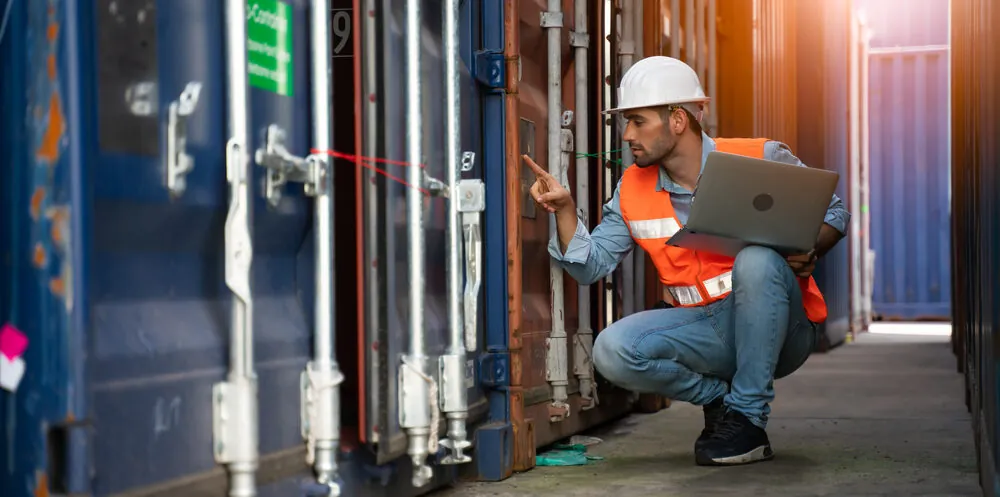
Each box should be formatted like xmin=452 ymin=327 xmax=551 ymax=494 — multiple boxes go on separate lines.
xmin=675 ymin=109 xmax=690 ymax=134
xmin=668 ymin=108 xmax=682 ymax=133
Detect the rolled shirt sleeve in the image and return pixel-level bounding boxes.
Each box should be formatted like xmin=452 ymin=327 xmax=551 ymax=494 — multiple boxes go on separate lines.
xmin=547 ymin=179 xmax=636 ymax=285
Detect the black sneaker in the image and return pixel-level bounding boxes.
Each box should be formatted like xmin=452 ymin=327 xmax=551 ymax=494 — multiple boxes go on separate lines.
xmin=694 ymin=398 xmax=726 ymax=451
xmin=694 ymin=410 xmax=774 ymax=466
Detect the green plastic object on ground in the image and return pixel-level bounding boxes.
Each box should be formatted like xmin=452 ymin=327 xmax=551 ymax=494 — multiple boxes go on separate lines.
xmin=535 ymin=443 xmax=606 ymax=466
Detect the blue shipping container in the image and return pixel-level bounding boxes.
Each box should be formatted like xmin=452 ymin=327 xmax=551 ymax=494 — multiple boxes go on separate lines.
xmin=0 ymin=0 xmax=512 ymax=495
xmin=866 ymin=45 xmax=951 ymax=320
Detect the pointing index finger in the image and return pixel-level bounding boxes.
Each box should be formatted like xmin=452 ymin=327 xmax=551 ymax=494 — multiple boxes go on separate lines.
xmin=522 ymin=154 xmax=551 ymax=179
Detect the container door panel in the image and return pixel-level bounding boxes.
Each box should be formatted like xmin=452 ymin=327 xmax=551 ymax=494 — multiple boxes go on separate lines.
xmin=90 ymin=0 xmax=314 ymax=493
xmin=364 ymin=0 xmax=486 ymax=462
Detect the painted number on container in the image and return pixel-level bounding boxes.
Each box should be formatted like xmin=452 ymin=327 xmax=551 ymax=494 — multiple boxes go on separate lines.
xmin=331 ymin=9 xmax=352 ymax=58
xmin=247 ymin=0 xmax=294 ymax=96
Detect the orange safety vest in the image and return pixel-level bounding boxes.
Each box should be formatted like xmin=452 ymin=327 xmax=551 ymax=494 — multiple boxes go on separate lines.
xmin=618 ymin=137 xmax=829 ymax=323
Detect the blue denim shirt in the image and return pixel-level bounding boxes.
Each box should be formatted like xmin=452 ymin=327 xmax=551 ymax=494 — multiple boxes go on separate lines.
xmin=547 ymin=133 xmax=852 ymax=285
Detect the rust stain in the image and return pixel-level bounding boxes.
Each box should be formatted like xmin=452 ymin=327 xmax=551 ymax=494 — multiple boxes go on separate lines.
xmin=47 ymin=55 xmax=56 ymax=80
xmin=46 ymin=23 xmax=58 ymax=42
xmin=65 ymin=412 xmax=75 ymax=423
xmin=32 ymin=243 xmax=48 ymax=268
xmin=34 ymin=472 xmax=49 ymax=497
xmin=49 ymin=222 xmax=60 ymax=245
xmin=30 ymin=188 xmax=46 ymax=220
xmin=36 ymin=92 xmax=65 ymax=162
xmin=49 ymin=277 xmax=65 ymax=297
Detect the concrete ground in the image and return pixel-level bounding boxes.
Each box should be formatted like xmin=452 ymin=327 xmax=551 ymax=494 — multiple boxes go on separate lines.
xmin=436 ymin=326 xmax=981 ymax=497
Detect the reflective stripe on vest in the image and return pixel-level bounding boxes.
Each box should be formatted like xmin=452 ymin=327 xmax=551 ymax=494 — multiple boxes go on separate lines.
xmin=628 ymin=218 xmax=682 ymax=239
xmin=668 ymin=270 xmax=733 ymax=305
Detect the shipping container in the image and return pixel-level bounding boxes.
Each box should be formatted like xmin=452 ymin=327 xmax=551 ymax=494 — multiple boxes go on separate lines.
xmin=0 ymin=0 xmax=515 ymax=495
xmin=505 ymin=0 xmax=637 ymax=473
xmin=855 ymin=0 xmax=952 ymax=322
xmin=792 ymin=0 xmax=854 ymax=348
xmin=866 ymin=44 xmax=951 ymax=321
xmin=952 ymin=0 xmax=999 ymax=495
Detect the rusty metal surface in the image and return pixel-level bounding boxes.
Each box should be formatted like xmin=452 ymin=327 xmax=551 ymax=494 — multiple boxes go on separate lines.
xmin=505 ymin=0 xmax=531 ymax=472
xmin=717 ymin=0 xmax=798 ymax=147
xmin=716 ymin=0 xmax=755 ymax=138
xmin=506 ymin=0 xmax=637 ymax=460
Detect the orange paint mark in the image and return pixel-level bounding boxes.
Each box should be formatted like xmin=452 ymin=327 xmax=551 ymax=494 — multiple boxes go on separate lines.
xmin=47 ymin=55 xmax=56 ymax=80
xmin=49 ymin=277 xmax=65 ymax=297
xmin=50 ymin=220 xmax=63 ymax=245
xmin=30 ymin=188 xmax=46 ymax=220
xmin=34 ymin=472 xmax=49 ymax=497
xmin=32 ymin=243 xmax=47 ymax=268
xmin=36 ymin=93 xmax=65 ymax=162
xmin=46 ymin=23 xmax=58 ymax=42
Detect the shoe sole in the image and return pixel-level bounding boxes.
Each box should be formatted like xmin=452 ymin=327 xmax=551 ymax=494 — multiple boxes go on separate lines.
xmin=695 ymin=445 xmax=774 ymax=466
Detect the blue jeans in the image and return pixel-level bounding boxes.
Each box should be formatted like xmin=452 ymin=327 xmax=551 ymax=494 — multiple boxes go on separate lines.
xmin=593 ymin=246 xmax=818 ymax=429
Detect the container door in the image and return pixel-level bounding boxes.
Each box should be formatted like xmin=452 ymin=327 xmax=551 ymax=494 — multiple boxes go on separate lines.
xmin=863 ymin=0 xmax=952 ymax=322
xmin=88 ymin=0 xmax=316 ymax=494
xmin=361 ymin=0 xmax=487 ymax=462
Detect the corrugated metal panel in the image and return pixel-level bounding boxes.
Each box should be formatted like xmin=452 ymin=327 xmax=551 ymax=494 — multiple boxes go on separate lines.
xmin=717 ymin=0 xmax=754 ymax=138
xmin=505 ymin=0 xmax=634 ymax=468
xmin=793 ymin=0 xmax=854 ymax=347
xmin=867 ymin=47 xmax=951 ymax=320
xmin=717 ymin=0 xmax=798 ymax=148
xmin=752 ymin=0 xmax=798 ymax=149
xmin=953 ymin=0 xmax=1000 ymax=489
xmin=856 ymin=0 xmax=948 ymax=48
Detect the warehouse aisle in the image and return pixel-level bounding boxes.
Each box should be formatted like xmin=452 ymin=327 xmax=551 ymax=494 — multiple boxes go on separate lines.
xmin=438 ymin=328 xmax=979 ymax=497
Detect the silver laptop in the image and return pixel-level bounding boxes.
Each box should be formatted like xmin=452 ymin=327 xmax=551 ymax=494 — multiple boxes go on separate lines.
xmin=665 ymin=151 xmax=840 ymax=257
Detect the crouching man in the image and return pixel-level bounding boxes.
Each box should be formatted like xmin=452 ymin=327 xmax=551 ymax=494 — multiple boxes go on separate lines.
xmin=525 ymin=56 xmax=850 ymax=466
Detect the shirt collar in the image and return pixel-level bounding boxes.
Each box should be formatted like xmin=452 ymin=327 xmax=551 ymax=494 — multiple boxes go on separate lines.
xmin=656 ymin=132 xmax=716 ymax=193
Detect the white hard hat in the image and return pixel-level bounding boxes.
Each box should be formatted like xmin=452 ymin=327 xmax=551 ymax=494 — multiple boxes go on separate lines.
xmin=604 ymin=56 xmax=710 ymax=114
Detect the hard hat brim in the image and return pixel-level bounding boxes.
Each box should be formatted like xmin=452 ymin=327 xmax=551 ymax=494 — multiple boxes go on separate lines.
xmin=603 ymin=96 xmax=711 ymax=114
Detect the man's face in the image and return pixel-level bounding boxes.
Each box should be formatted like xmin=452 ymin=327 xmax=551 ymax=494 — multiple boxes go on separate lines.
xmin=621 ymin=107 xmax=678 ymax=168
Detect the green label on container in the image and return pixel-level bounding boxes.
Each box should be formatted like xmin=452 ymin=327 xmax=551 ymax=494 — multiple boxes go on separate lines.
xmin=247 ymin=0 xmax=293 ymax=96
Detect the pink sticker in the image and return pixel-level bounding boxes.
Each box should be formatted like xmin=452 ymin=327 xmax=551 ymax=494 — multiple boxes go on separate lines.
xmin=0 ymin=323 xmax=28 ymax=360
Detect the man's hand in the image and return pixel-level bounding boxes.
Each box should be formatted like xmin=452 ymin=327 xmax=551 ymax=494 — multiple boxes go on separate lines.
xmin=524 ymin=154 xmax=579 ymax=254
xmin=786 ymin=249 xmax=818 ymax=278
xmin=524 ymin=154 xmax=574 ymax=214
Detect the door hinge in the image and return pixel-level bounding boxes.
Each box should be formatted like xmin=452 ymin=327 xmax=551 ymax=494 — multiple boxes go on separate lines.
xmin=473 ymin=50 xmax=505 ymax=89
xmin=478 ymin=352 xmax=510 ymax=389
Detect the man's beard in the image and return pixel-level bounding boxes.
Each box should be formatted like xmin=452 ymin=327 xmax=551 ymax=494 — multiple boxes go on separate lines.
xmin=632 ymin=136 xmax=676 ymax=168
